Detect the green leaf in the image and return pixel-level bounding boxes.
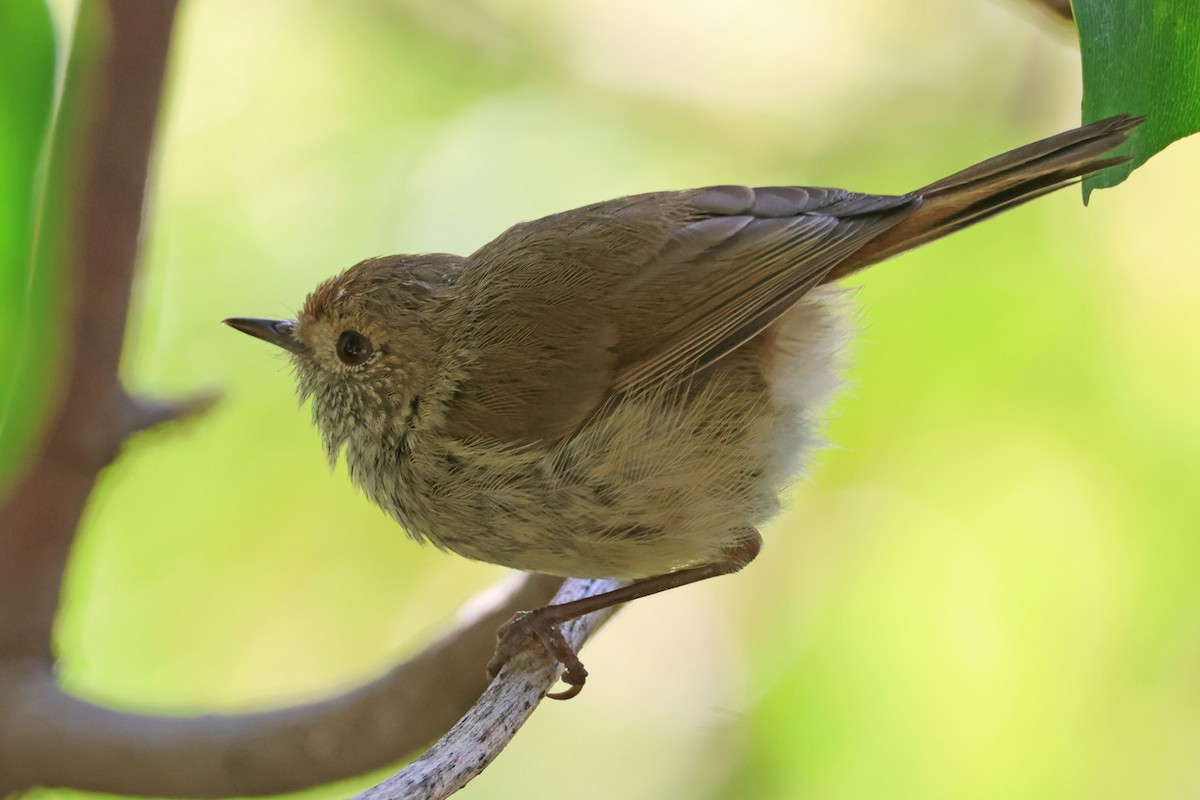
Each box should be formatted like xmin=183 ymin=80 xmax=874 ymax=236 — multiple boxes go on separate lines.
xmin=0 ymin=0 xmax=57 ymax=488
xmin=1074 ymin=0 xmax=1200 ymax=201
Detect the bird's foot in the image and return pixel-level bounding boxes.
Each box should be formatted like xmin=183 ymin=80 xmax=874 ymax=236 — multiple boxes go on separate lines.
xmin=487 ymin=610 xmax=589 ymax=700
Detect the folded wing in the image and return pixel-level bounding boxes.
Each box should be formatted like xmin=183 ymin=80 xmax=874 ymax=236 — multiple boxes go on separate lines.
xmin=442 ymin=185 xmax=918 ymax=444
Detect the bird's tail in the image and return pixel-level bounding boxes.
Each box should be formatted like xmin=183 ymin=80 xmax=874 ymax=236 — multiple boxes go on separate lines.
xmin=827 ymin=114 xmax=1143 ymax=281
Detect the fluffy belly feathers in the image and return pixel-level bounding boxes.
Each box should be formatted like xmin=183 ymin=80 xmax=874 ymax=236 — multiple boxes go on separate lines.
xmin=366 ymin=289 xmax=851 ymax=579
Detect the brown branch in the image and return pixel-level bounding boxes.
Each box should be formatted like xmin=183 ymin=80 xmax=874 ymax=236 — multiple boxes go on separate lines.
xmin=1024 ymin=0 xmax=1073 ymax=22
xmin=123 ymin=389 xmax=222 ymax=437
xmin=0 ymin=2 xmax=587 ymax=797
xmin=0 ymin=573 xmax=564 ymax=796
xmin=0 ymin=0 xmax=180 ymax=663
xmin=1040 ymin=0 xmax=1072 ymax=21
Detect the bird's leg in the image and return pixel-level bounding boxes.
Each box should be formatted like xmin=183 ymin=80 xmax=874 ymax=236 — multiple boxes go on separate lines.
xmin=487 ymin=528 xmax=763 ymax=700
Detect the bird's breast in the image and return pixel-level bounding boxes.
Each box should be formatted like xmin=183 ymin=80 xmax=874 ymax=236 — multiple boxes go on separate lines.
xmin=351 ymin=287 xmax=852 ymax=579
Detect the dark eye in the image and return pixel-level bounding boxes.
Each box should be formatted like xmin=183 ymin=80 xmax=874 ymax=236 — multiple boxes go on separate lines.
xmin=336 ymin=330 xmax=373 ymax=366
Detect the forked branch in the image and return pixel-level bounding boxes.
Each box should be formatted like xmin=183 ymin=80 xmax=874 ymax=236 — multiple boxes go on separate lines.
xmin=0 ymin=1 xmax=607 ymax=797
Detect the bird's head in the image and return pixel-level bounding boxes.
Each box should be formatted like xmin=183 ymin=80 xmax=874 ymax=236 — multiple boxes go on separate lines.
xmin=224 ymin=254 xmax=460 ymax=465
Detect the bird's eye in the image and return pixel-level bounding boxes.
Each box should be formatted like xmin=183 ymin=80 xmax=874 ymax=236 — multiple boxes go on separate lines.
xmin=336 ymin=330 xmax=373 ymax=366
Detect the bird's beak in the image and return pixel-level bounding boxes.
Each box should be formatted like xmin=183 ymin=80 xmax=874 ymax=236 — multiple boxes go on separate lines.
xmin=222 ymin=317 xmax=306 ymax=355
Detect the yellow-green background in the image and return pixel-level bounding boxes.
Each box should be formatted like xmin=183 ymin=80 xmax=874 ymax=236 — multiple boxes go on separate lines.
xmin=8 ymin=0 xmax=1200 ymax=798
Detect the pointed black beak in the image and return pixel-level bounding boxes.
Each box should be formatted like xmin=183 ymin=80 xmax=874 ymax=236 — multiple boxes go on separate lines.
xmin=222 ymin=317 xmax=306 ymax=355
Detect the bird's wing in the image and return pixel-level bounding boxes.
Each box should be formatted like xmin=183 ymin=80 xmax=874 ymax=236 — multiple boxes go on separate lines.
xmin=442 ymin=185 xmax=918 ymax=444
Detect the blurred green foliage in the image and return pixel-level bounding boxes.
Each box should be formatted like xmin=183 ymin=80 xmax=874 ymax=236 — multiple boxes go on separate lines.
xmin=0 ymin=0 xmax=56 ymax=484
xmin=5 ymin=1 xmax=1200 ymax=799
xmin=1075 ymin=0 xmax=1200 ymax=199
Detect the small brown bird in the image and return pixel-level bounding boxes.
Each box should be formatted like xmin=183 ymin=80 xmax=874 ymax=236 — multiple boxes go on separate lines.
xmin=226 ymin=115 xmax=1140 ymax=699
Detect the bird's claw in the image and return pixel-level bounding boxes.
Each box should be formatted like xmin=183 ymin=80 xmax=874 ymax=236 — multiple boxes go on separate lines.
xmin=487 ymin=610 xmax=589 ymax=700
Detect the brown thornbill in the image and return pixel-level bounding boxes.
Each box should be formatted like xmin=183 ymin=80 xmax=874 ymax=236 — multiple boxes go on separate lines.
xmin=226 ymin=115 xmax=1141 ymax=699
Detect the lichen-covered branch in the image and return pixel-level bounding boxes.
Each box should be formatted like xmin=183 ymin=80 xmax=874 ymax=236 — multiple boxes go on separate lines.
xmin=353 ymin=578 xmax=619 ymax=800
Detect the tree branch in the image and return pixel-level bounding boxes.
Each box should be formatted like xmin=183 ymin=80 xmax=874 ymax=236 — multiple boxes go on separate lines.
xmin=354 ymin=578 xmax=619 ymax=800
xmin=123 ymin=389 xmax=222 ymax=439
xmin=0 ymin=574 xmax=566 ymax=796
xmin=0 ymin=0 xmax=180 ymax=663
xmin=0 ymin=2 xmax=600 ymax=797
xmin=1025 ymin=0 xmax=1073 ymax=22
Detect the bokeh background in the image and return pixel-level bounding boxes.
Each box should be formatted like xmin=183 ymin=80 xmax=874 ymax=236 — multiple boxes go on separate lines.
xmin=6 ymin=0 xmax=1200 ymax=798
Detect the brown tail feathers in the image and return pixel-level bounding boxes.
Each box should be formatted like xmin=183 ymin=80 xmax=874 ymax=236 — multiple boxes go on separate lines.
xmin=828 ymin=114 xmax=1143 ymax=281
